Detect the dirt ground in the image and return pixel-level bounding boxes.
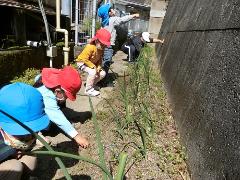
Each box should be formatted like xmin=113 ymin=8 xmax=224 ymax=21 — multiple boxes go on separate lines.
xmin=33 ymin=50 xmax=188 ymax=180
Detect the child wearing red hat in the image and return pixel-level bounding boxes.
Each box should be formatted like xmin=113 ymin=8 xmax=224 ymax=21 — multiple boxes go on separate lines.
xmin=76 ymin=28 xmax=111 ymax=96
xmin=34 ymin=66 xmax=89 ymax=148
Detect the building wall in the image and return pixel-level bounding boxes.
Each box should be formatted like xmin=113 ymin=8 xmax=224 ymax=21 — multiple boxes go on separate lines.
xmin=24 ymin=0 xmax=56 ymax=8
xmin=156 ymin=0 xmax=240 ymax=179
xmin=148 ymin=0 xmax=168 ymax=35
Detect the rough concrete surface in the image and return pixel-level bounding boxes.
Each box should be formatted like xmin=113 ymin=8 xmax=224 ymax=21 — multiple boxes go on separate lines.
xmin=161 ymin=0 xmax=240 ymax=33
xmin=157 ymin=0 xmax=240 ymax=179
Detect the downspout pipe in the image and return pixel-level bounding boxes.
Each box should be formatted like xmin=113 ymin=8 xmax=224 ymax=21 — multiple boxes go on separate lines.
xmin=92 ymin=0 xmax=97 ymax=38
xmin=56 ymin=0 xmax=69 ymax=66
xmin=74 ymin=0 xmax=79 ymax=46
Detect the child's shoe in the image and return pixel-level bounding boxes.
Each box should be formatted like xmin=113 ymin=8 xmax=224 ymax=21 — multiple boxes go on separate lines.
xmin=85 ymin=88 xmax=100 ymax=96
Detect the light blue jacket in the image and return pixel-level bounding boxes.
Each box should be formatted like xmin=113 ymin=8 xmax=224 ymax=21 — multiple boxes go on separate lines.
xmin=37 ymin=85 xmax=78 ymax=138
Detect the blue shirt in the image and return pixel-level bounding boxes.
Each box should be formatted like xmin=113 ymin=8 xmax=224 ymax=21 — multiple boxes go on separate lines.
xmin=36 ymin=85 xmax=78 ymax=138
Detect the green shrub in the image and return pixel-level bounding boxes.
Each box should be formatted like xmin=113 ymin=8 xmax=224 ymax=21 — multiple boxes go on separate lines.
xmin=11 ymin=68 xmax=40 ymax=85
xmin=80 ymin=18 xmax=101 ymax=33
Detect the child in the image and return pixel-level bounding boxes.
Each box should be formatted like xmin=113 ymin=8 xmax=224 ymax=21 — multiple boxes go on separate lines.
xmin=121 ymin=32 xmax=164 ymax=62
xmin=34 ymin=66 xmax=89 ymax=148
xmin=76 ymin=28 xmax=111 ymax=96
xmin=98 ymin=3 xmax=139 ymax=86
xmin=0 ymin=82 xmax=50 ymax=179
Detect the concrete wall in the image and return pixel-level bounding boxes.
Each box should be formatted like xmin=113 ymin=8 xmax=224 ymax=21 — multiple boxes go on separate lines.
xmin=156 ymin=0 xmax=240 ymax=179
xmin=148 ymin=0 xmax=168 ymax=35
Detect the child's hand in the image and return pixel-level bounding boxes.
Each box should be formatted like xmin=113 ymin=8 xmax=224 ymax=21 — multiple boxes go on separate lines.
xmin=94 ymin=66 xmax=100 ymax=76
xmin=15 ymin=150 xmax=23 ymax=159
xmin=133 ymin=13 xmax=140 ymax=18
xmin=74 ymin=134 xmax=89 ymax=148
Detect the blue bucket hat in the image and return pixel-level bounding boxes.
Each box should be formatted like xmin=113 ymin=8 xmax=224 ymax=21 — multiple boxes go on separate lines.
xmin=98 ymin=3 xmax=111 ymax=27
xmin=0 ymin=83 xmax=50 ymax=135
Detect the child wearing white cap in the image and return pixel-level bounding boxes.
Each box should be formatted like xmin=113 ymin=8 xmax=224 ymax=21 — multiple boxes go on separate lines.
xmin=121 ymin=32 xmax=164 ymax=62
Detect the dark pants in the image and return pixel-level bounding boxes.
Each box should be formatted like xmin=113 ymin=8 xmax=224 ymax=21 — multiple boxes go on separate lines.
xmin=121 ymin=43 xmax=139 ymax=61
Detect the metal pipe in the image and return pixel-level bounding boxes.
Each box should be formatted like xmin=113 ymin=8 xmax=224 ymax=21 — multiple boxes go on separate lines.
xmin=57 ymin=29 xmax=69 ymax=65
xmin=56 ymin=0 xmax=61 ymax=29
xmin=56 ymin=0 xmax=69 ymax=65
xmin=38 ymin=0 xmax=51 ymax=45
xmin=74 ymin=0 xmax=79 ymax=46
xmin=38 ymin=0 xmax=53 ymax=67
xmin=92 ymin=0 xmax=97 ymax=38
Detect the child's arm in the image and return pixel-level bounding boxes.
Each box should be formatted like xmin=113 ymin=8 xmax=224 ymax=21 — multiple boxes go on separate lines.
xmin=112 ymin=14 xmax=139 ymax=26
xmin=150 ymin=38 xmax=164 ymax=44
xmin=42 ymin=93 xmax=89 ymax=148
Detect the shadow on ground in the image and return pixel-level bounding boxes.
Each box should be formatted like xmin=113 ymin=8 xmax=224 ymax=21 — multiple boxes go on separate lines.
xmin=57 ymin=175 xmax=91 ymax=180
xmin=62 ymin=107 xmax=92 ymax=123
xmin=33 ymin=141 xmax=81 ymax=179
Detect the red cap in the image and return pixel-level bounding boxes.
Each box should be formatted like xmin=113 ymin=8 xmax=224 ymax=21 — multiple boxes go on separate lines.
xmin=91 ymin=28 xmax=111 ymax=47
xmin=42 ymin=66 xmax=82 ymax=101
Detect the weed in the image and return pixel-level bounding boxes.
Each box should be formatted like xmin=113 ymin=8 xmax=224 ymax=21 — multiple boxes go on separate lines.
xmin=11 ymin=68 xmax=40 ymax=85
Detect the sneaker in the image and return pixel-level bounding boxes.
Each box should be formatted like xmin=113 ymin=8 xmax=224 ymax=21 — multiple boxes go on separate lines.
xmin=85 ymin=88 xmax=100 ymax=96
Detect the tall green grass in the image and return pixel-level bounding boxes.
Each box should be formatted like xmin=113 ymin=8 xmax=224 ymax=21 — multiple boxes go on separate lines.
xmin=106 ymin=45 xmax=155 ymax=158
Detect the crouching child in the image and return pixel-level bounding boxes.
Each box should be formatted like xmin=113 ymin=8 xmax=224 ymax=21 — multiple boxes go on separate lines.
xmin=76 ymin=28 xmax=111 ymax=96
xmin=0 ymin=83 xmax=50 ymax=179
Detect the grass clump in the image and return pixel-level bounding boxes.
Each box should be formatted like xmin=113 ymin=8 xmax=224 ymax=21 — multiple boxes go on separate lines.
xmin=11 ymin=68 xmax=40 ymax=85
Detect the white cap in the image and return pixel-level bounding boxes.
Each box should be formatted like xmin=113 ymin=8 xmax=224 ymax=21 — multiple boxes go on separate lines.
xmin=142 ymin=32 xmax=150 ymax=42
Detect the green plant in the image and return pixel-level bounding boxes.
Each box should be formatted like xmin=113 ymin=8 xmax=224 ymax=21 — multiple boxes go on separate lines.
xmin=106 ymin=45 xmax=179 ymax=160
xmin=89 ymin=97 xmax=108 ymax=179
xmin=80 ymin=18 xmax=101 ymax=33
xmin=56 ymin=41 xmax=65 ymax=47
xmin=11 ymin=68 xmax=40 ymax=85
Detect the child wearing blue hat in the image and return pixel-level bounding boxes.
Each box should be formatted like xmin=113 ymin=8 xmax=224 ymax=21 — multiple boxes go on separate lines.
xmin=0 ymin=82 xmax=50 ymax=179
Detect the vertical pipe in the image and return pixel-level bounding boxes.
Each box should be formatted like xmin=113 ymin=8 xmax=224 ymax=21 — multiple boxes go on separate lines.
xmin=50 ymin=58 xmax=53 ymax=67
xmin=56 ymin=0 xmax=70 ymax=66
xmin=56 ymin=0 xmax=60 ymax=29
xmin=92 ymin=0 xmax=97 ymax=38
xmin=38 ymin=0 xmax=53 ymax=67
xmin=75 ymin=0 xmax=79 ymax=45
